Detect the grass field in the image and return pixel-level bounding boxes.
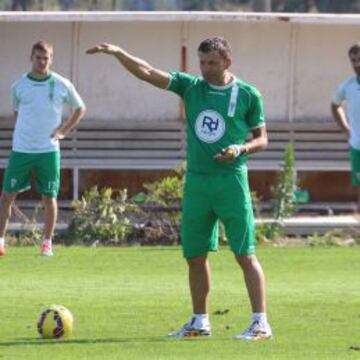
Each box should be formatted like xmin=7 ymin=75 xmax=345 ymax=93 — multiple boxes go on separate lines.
xmin=0 ymin=246 xmax=359 ymax=359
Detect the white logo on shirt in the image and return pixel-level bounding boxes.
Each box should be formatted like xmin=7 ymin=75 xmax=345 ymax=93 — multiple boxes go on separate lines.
xmin=47 ymin=181 xmax=57 ymax=191
xmin=10 ymin=178 xmax=17 ymax=188
xmin=195 ymin=110 xmax=225 ymax=143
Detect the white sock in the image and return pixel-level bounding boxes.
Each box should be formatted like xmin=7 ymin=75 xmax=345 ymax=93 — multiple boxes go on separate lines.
xmin=253 ymin=312 xmax=268 ymax=327
xmin=0 ymin=237 xmax=4 ymax=248
xmin=42 ymin=238 xmax=52 ymax=247
xmin=193 ymin=314 xmax=210 ymax=329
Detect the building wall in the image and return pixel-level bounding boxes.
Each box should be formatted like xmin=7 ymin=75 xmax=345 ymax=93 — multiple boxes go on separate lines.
xmin=0 ymin=13 xmax=359 ymax=201
xmin=0 ymin=13 xmax=358 ymax=122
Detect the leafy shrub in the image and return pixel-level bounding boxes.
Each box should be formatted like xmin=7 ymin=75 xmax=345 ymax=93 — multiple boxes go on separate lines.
xmin=128 ymin=163 xmax=185 ymax=244
xmin=143 ymin=175 xmax=183 ymax=223
xmin=271 ymin=143 xmax=296 ymax=221
xmin=255 ymin=222 xmax=279 ymax=244
xmin=256 ymin=143 xmax=296 ymax=243
xmin=67 ymin=186 xmax=140 ymax=246
xmin=142 ymin=163 xmax=184 ymax=206
xmin=308 ymin=231 xmax=358 ymax=247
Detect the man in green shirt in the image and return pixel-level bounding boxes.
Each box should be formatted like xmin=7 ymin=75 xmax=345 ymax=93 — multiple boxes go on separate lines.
xmin=86 ymin=36 xmax=272 ymax=340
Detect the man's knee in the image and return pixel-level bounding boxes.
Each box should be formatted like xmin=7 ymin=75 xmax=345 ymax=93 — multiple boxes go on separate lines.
xmin=187 ymin=255 xmax=208 ymax=269
xmin=236 ymin=253 xmax=258 ymax=269
xmin=41 ymin=196 xmax=57 ymax=208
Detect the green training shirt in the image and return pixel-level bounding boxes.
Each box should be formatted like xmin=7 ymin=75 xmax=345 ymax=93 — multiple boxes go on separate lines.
xmin=167 ymin=71 xmax=265 ymax=174
xmin=11 ymin=72 xmax=84 ymax=153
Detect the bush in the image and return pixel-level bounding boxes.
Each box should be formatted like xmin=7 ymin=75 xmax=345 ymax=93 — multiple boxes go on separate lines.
xmin=256 ymin=143 xmax=296 ymax=243
xmin=67 ymin=186 xmax=140 ymax=246
xmin=308 ymin=231 xmax=359 ymax=247
xmin=127 ymin=163 xmax=184 ymax=245
xmin=271 ymin=143 xmax=296 ymax=221
xmin=143 ymin=168 xmax=184 ymax=207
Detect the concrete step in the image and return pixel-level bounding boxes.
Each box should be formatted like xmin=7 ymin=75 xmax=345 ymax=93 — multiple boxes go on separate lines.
xmin=14 ymin=200 xmax=359 ymax=215
xmin=7 ymin=223 xmax=68 ymax=231
xmin=6 ymin=215 xmax=360 ymax=237
xmin=258 ymin=215 xmax=360 ymax=236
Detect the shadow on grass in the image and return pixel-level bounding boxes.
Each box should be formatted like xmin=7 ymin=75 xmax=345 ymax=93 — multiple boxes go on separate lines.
xmin=140 ymin=247 xmax=181 ymax=252
xmin=0 ymin=336 xmax=214 ymax=347
xmin=0 ymin=337 xmax=165 ymax=347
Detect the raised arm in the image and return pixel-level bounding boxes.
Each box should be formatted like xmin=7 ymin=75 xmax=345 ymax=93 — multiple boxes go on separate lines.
xmin=86 ymin=43 xmax=170 ymax=90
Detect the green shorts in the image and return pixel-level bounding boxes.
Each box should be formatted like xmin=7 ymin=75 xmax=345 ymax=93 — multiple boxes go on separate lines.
xmin=350 ymin=147 xmax=360 ymax=186
xmin=180 ymin=169 xmax=255 ymax=259
xmin=2 ymin=151 xmax=60 ymax=198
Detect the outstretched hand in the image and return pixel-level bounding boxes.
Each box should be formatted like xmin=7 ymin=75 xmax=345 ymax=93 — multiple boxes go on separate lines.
xmin=86 ymin=43 xmax=120 ymax=55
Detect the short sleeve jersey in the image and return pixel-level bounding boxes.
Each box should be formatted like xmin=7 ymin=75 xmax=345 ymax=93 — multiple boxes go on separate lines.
xmin=11 ymin=71 xmax=85 ymax=153
xmin=167 ymin=71 xmax=265 ymax=174
xmin=332 ymin=76 xmax=360 ymax=150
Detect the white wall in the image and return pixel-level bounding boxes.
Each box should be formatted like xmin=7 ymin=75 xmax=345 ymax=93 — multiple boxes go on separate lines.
xmin=0 ymin=22 xmax=73 ymax=117
xmin=78 ymin=21 xmax=182 ymax=121
xmin=0 ymin=12 xmax=358 ymax=122
xmin=293 ymin=23 xmax=358 ymax=121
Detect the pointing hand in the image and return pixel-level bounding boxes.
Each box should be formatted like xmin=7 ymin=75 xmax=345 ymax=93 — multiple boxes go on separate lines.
xmin=86 ymin=43 xmax=120 ymax=55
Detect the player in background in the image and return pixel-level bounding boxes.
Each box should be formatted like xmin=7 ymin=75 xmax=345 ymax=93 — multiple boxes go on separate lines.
xmin=86 ymin=36 xmax=272 ymax=340
xmin=0 ymin=41 xmax=86 ymax=256
xmin=332 ymin=43 xmax=360 ymax=209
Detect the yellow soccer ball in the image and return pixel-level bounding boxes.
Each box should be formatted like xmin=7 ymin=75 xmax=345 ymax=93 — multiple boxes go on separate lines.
xmin=37 ymin=305 xmax=74 ymax=339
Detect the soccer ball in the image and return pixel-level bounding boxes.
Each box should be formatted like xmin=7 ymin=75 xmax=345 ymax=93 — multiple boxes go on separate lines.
xmin=37 ymin=305 xmax=74 ymax=339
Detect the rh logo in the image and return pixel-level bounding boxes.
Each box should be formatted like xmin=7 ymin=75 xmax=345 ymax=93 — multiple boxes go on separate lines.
xmin=195 ymin=110 xmax=225 ymax=143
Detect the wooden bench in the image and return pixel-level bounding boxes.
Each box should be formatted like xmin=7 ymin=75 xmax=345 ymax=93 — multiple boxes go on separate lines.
xmin=61 ymin=119 xmax=186 ymax=200
xmin=250 ymin=121 xmax=349 ymax=171
xmin=0 ymin=119 xmax=349 ymax=200
xmin=0 ymin=119 xmax=186 ymax=200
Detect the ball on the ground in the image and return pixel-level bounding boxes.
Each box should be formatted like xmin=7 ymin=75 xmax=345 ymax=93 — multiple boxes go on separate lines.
xmin=37 ymin=305 xmax=74 ymax=339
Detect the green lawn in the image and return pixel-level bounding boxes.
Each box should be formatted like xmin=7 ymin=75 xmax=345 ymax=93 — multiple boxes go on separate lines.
xmin=0 ymin=246 xmax=359 ymax=359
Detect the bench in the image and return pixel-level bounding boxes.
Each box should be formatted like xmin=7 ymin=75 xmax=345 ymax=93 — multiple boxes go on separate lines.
xmin=0 ymin=119 xmax=349 ymax=201
xmin=0 ymin=119 xmax=186 ymax=200
xmin=250 ymin=120 xmax=349 ymax=171
xmin=61 ymin=119 xmax=186 ymax=200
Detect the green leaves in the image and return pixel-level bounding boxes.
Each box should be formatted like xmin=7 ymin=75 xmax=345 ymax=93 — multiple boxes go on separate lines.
xmin=256 ymin=143 xmax=296 ymax=243
xmin=272 ymin=143 xmax=296 ymax=222
xmin=67 ymin=186 xmax=139 ymax=245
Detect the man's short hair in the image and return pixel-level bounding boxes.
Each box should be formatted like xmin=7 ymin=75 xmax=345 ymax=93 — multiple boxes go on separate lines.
xmin=198 ymin=37 xmax=232 ymax=60
xmin=31 ymin=41 xmax=53 ymax=56
xmin=348 ymin=43 xmax=360 ymax=56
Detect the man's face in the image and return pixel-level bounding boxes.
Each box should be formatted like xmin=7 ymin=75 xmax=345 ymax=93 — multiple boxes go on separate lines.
xmin=198 ymin=50 xmax=231 ymax=84
xmin=31 ymin=49 xmax=53 ymax=75
xmin=349 ymin=51 xmax=360 ymax=77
